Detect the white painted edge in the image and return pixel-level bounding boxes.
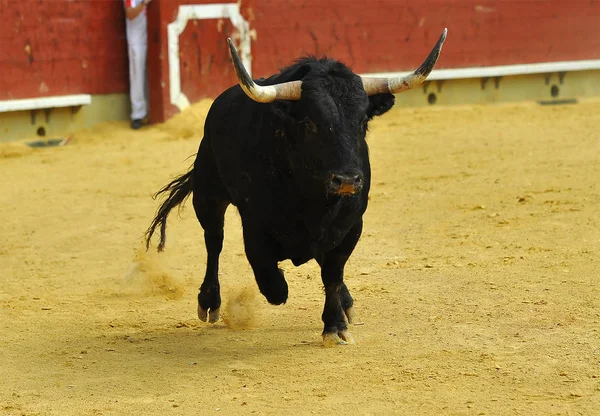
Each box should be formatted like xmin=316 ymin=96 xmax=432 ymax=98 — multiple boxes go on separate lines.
xmin=363 ymin=59 xmax=600 ymax=81
xmin=168 ymin=3 xmax=250 ymax=111
xmin=0 ymin=94 xmax=92 ymax=113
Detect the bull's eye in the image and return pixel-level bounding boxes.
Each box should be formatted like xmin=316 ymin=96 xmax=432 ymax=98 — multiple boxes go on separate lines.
xmin=304 ymin=118 xmax=318 ymax=134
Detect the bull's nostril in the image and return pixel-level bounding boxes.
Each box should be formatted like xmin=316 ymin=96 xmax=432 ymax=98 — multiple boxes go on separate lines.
xmin=329 ymin=173 xmax=363 ymax=194
xmin=331 ymin=176 xmax=343 ymax=188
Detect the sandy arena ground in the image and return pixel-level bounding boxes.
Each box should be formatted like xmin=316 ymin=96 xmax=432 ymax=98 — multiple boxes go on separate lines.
xmin=1 ymin=98 xmax=599 ymax=415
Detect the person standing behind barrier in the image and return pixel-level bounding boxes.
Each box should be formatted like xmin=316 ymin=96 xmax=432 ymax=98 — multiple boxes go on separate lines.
xmin=124 ymin=0 xmax=152 ymax=129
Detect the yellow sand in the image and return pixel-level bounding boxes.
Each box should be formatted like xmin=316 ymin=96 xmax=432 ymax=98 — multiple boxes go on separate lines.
xmin=1 ymin=98 xmax=599 ymax=415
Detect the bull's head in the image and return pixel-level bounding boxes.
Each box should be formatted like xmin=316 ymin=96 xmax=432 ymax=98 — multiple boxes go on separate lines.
xmin=228 ymin=29 xmax=447 ymax=198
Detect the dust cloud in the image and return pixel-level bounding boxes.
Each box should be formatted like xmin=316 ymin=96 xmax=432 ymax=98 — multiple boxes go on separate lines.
xmin=124 ymin=244 xmax=185 ymax=299
xmin=223 ymin=286 xmax=260 ymax=329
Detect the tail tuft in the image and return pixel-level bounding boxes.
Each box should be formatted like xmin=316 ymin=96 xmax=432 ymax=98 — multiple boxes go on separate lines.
xmin=145 ymin=169 xmax=194 ymax=251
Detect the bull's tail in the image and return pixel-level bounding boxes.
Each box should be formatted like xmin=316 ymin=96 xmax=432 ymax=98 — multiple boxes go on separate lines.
xmin=144 ymin=168 xmax=194 ymax=252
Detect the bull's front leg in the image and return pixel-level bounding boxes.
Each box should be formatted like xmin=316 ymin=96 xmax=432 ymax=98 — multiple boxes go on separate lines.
xmin=319 ymin=220 xmax=362 ymax=347
xmin=243 ymin=229 xmax=289 ymax=305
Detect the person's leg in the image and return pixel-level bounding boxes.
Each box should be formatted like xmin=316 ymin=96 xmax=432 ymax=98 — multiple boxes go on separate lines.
xmin=129 ymin=41 xmax=147 ymax=127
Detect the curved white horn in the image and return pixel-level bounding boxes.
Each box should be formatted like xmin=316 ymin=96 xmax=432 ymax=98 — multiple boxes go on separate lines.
xmin=227 ymin=38 xmax=302 ymax=103
xmin=362 ymin=28 xmax=448 ymax=95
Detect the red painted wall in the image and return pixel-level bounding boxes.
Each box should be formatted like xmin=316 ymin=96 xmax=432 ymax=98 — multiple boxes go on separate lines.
xmin=0 ymin=0 xmax=128 ymax=100
xmin=249 ymin=0 xmax=600 ymax=76
xmin=1 ymin=0 xmax=599 ymax=122
xmin=147 ymin=0 xmax=600 ymax=123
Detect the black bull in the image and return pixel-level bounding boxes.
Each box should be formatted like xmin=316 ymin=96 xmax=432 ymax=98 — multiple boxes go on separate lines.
xmin=145 ymin=29 xmax=447 ymax=346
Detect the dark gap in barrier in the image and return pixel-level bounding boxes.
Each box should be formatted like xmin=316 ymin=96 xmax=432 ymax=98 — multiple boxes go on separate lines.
xmin=427 ymin=93 xmax=437 ymax=105
xmin=537 ymin=98 xmax=578 ymax=106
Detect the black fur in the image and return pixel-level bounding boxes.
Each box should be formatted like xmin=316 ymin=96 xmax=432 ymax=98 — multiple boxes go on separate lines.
xmin=146 ymin=56 xmax=395 ymax=339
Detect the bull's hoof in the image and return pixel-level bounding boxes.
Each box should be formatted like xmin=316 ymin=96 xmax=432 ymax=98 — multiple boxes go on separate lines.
xmin=198 ymin=305 xmax=208 ymax=322
xmin=344 ymin=306 xmax=355 ymax=324
xmin=198 ymin=305 xmax=220 ymax=323
xmin=322 ymin=331 xmax=355 ymax=347
xmin=209 ymin=307 xmax=220 ymax=323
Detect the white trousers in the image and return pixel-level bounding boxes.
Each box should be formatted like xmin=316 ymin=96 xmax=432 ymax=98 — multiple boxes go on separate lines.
xmin=127 ymin=41 xmax=148 ymax=120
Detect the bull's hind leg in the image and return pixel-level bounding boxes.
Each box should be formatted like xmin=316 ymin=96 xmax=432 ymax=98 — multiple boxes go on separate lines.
xmin=194 ymin=196 xmax=229 ymax=323
xmin=318 ymin=220 xmax=362 ymax=347
xmin=192 ymin=138 xmax=230 ymax=323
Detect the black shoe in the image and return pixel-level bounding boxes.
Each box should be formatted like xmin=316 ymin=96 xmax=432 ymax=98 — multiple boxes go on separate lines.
xmin=131 ymin=119 xmax=143 ymax=129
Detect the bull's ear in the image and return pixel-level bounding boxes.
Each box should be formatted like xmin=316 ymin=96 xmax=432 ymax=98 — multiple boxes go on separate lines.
xmin=367 ymin=93 xmax=395 ymax=120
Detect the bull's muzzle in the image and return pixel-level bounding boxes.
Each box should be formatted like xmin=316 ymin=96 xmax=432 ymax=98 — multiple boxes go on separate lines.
xmin=328 ymin=173 xmax=364 ymax=196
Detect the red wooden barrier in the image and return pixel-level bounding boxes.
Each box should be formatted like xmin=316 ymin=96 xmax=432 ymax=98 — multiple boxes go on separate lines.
xmin=1 ymin=0 xmax=599 ymax=124
xmin=147 ymin=0 xmax=600 ymax=123
xmin=0 ymin=0 xmax=128 ymax=100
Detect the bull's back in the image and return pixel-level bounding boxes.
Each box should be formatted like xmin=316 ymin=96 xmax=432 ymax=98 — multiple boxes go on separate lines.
xmin=202 ymin=86 xmax=273 ymax=204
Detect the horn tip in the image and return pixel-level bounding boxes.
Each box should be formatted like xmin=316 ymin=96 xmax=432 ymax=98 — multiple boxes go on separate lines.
xmin=440 ymin=28 xmax=448 ymax=43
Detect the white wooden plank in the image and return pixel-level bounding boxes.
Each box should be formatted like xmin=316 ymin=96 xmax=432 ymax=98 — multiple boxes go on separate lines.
xmin=0 ymin=94 xmax=92 ymax=113
xmin=363 ymin=60 xmax=600 ymax=81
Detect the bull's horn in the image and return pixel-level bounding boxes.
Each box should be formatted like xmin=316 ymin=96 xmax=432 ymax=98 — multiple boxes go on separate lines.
xmin=227 ymin=38 xmax=302 ymax=103
xmin=361 ymin=28 xmax=448 ymax=96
